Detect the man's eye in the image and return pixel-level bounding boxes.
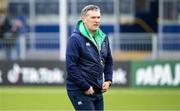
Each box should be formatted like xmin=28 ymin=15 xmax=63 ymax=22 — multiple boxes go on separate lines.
xmin=91 ymin=17 xmax=100 ymax=19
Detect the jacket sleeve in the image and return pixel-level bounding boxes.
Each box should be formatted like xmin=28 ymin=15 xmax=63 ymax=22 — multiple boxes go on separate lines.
xmin=104 ymin=37 xmax=113 ymax=82
xmin=66 ymin=35 xmax=90 ymax=92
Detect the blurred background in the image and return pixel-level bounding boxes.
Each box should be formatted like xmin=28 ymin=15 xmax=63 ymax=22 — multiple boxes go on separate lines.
xmin=0 ymin=0 xmax=180 ymax=110
xmin=1 ymin=0 xmax=179 ymax=61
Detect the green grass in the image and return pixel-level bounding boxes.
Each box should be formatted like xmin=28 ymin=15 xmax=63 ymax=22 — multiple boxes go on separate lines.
xmin=0 ymin=87 xmax=180 ymax=111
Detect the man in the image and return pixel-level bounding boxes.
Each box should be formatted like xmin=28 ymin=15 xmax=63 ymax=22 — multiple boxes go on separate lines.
xmin=0 ymin=12 xmax=11 ymax=39
xmin=0 ymin=12 xmax=13 ymax=60
xmin=66 ymin=5 xmax=113 ymax=110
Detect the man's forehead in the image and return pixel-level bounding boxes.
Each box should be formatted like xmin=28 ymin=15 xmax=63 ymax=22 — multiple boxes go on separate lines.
xmin=86 ymin=10 xmax=101 ymax=16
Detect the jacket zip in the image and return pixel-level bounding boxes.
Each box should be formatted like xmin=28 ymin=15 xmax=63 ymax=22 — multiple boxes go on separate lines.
xmin=90 ymin=36 xmax=106 ymax=70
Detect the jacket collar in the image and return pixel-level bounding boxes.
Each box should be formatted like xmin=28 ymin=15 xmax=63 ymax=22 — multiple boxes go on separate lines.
xmin=77 ymin=20 xmax=106 ymax=50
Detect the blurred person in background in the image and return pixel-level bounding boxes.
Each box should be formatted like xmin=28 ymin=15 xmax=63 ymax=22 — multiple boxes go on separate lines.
xmin=0 ymin=10 xmax=14 ymax=60
xmin=66 ymin=5 xmax=113 ymax=110
xmin=0 ymin=12 xmax=11 ymax=39
xmin=11 ymin=16 xmax=28 ymax=59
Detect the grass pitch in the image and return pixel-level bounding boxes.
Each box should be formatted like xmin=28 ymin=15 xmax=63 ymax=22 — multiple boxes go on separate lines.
xmin=0 ymin=87 xmax=180 ymax=111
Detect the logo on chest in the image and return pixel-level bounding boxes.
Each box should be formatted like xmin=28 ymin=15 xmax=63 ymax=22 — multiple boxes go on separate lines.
xmin=86 ymin=42 xmax=91 ymax=47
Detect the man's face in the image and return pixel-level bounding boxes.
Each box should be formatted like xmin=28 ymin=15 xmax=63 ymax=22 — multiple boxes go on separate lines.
xmin=82 ymin=10 xmax=101 ymax=33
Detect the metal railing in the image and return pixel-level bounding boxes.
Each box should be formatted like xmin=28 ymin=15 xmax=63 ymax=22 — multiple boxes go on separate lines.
xmin=1 ymin=32 xmax=180 ymax=61
xmin=0 ymin=32 xmax=60 ymax=60
xmin=109 ymin=33 xmax=157 ymax=60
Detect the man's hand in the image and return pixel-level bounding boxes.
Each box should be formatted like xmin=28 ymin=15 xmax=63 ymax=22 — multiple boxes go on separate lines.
xmin=102 ymin=81 xmax=111 ymax=93
xmin=85 ymin=86 xmax=94 ymax=95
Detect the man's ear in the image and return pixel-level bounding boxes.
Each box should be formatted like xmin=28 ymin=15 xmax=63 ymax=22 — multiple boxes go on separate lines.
xmin=81 ymin=17 xmax=86 ymax=23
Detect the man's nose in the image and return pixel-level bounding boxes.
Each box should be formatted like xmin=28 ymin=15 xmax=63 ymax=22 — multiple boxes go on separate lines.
xmin=95 ymin=18 xmax=100 ymax=22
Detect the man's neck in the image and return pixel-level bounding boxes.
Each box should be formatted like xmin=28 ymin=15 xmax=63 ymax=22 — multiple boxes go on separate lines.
xmin=90 ymin=31 xmax=95 ymax=37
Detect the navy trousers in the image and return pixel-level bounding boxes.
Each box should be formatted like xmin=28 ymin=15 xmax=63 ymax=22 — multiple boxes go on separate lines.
xmin=67 ymin=90 xmax=104 ymax=111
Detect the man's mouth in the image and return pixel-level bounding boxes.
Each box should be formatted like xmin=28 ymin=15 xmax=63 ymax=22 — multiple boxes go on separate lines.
xmin=94 ymin=24 xmax=99 ymax=27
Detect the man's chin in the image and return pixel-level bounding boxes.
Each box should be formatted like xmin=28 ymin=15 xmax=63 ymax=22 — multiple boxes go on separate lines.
xmin=94 ymin=27 xmax=99 ymax=30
